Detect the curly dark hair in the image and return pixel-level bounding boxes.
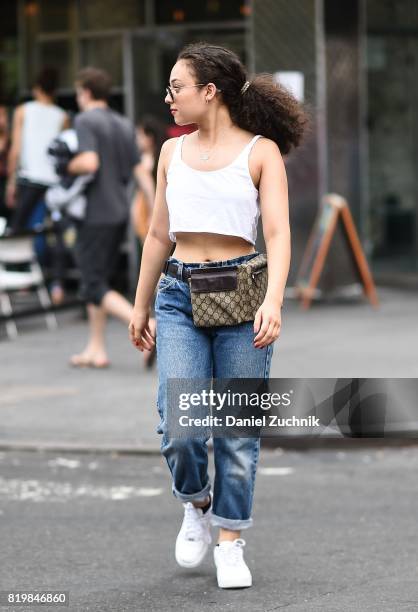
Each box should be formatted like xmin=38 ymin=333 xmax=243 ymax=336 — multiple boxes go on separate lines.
xmin=177 ymin=42 xmax=310 ymax=155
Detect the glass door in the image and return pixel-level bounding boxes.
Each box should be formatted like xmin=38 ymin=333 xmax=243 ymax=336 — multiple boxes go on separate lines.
xmin=366 ymin=3 xmax=418 ymax=273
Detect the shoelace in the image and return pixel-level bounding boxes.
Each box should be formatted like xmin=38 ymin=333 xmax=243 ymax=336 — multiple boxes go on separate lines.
xmin=182 ymin=503 xmax=208 ymax=541
xmin=219 ymin=538 xmax=246 ymax=566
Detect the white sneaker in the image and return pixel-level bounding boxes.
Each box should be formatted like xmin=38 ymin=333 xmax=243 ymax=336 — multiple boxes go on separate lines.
xmin=213 ymin=538 xmax=252 ymax=588
xmin=175 ymin=501 xmax=212 ymax=568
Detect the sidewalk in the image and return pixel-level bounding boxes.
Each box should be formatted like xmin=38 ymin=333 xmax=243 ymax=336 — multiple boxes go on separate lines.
xmin=1 ymin=287 xmax=417 ymax=453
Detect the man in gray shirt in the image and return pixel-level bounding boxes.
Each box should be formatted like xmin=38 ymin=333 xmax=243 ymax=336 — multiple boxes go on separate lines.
xmin=68 ymin=67 xmax=150 ymax=368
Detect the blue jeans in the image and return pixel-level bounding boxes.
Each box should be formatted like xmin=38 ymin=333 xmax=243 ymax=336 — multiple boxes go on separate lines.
xmin=155 ymin=252 xmax=274 ymax=530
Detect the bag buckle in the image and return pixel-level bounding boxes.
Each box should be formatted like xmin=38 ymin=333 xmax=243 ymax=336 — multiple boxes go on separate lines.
xmin=251 ymin=269 xmax=265 ymax=280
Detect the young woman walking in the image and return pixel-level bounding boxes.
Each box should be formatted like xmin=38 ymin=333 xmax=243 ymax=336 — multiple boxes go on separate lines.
xmin=129 ymin=43 xmax=307 ymax=589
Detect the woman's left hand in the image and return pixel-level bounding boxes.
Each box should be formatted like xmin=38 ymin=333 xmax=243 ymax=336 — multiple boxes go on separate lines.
xmin=253 ymin=298 xmax=282 ymax=348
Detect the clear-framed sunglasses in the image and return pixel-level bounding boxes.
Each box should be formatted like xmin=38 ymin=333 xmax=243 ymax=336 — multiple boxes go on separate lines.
xmin=165 ymin=83 xmax=222 ymax=102
xmin=166 ymin=83 xmax=205 ymax=102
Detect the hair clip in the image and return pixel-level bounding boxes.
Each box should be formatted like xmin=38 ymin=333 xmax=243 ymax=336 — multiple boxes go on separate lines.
xmin=240 ymin=81 xmax=250 ymax=94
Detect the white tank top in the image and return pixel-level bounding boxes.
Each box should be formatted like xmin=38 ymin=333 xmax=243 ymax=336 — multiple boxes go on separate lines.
xmin=19 ymin=101 xmax=66 ymax=185
xmin=166 ymin=133 xmax=263 ymax=245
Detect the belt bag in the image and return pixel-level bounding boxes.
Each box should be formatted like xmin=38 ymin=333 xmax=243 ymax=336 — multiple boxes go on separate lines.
xmin=188 ymin=253 xmax=268 ymax=327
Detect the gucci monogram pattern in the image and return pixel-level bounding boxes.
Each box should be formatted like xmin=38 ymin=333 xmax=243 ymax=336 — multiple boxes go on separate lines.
xmin=189 ymin=253 xmax=268 ymax=327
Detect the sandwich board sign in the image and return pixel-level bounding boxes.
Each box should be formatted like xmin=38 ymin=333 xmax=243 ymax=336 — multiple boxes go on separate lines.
xmin=296 ymin=193 xmax=379 ymax=310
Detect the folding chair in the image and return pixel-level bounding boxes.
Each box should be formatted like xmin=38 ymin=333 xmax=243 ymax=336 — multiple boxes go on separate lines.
xmin=0 ymin=235 xmax=58 ymax=339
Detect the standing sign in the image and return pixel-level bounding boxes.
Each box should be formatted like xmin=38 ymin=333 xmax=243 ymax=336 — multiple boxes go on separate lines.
xmin=296 ymin=194 xmax=379 ymax=309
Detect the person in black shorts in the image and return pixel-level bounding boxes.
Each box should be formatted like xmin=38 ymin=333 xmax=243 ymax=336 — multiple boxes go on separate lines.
xmin=68 ymin=67 xmax=143 ymax=368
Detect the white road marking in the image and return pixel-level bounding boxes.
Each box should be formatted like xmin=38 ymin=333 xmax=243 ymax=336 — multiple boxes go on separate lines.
xmin=0 ymin=478 xmax=163 ymax=502
xmin=259 ymin=467 xmax=294 ymax=476
xmin=47 ymin=458 xmax=81 ymax=469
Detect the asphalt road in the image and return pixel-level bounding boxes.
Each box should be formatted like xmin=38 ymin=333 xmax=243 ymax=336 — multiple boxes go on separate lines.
xmin=1 ymin=446 xmax=417 ymax=612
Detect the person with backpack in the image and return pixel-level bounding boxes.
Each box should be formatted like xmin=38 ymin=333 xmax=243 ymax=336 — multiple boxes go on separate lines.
xmin=6 ymin=68 xmax=69 ymax=231
xmin=68 ymin=67 xmax=142 ymax=369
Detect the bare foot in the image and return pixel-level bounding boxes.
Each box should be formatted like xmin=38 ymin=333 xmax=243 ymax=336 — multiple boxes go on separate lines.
xmin=69 ymin=351 xmax=110 ymax=369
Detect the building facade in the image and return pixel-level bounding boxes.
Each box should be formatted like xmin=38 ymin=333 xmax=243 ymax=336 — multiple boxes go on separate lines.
xmin=2 ymin=0 xmax=418 ymax=286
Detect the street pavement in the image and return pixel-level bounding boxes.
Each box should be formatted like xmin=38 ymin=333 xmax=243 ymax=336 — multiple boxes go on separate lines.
xmin=1 ymin=287 xmax=417 ymax=453
xmin=1 ymin=287 xmax=417 ymax=611
xmin=1 ymin=446 xmax=417 ymax=612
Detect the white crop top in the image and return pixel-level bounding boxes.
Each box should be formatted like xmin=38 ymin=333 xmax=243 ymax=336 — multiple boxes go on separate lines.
xmin=166 ymin=133 xmax=263 ymax=245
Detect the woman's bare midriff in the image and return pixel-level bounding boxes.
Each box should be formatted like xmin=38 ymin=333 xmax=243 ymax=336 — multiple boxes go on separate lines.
xmin=172 ymin=232 xmax=256 ymax=263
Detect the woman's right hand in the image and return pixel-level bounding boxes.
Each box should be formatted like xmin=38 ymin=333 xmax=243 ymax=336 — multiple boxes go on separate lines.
xmin=128 ymin=308 xmax=156 ymax=352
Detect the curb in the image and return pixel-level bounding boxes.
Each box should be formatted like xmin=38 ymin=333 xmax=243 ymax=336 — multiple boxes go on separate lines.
xmin=0 ymin=443 xmax=161 ymax=455
xmin=1 ymin=438 xmax=417 ymax=456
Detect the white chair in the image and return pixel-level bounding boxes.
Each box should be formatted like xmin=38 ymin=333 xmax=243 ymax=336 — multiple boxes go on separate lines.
xmin=0 ymin=235 xmax=57 ymax=339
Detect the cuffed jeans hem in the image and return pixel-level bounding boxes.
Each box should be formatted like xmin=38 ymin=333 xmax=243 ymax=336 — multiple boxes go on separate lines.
xmin=171 ymin=482 xmax=212 ymax=503
xmin=210 ymin=513 xmax=253 ymax=530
